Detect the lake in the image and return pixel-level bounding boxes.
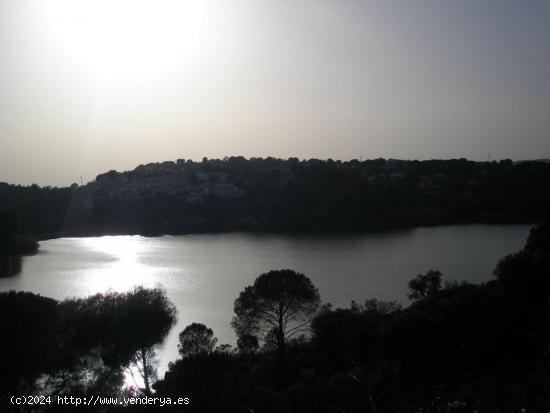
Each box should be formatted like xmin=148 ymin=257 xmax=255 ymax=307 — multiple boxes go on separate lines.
xmin=0 ymin=224 xmax=532 ymax=376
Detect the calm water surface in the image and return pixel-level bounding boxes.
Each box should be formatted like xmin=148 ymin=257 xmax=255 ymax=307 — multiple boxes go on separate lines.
xmin=0 ymin=224 xmax=531 ymax=375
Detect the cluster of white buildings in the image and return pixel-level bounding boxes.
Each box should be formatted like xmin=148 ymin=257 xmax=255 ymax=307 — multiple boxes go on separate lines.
xmin=94 ymin=165 xmax=244 ymax=203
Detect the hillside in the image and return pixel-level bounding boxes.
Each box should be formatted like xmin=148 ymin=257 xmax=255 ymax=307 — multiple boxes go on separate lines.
xmin=1 ymin=157 xmax=550 ymax=239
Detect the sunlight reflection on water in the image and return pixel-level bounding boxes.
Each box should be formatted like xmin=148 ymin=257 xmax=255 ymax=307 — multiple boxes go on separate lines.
xmin=80 ymin=236 xmax=159 ymax=292
xmin=0 ymin=225 xmax=532 ymax=383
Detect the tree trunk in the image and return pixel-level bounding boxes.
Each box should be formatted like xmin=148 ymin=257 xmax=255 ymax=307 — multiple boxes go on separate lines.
xmin=277 ymin=319 xmax=286 ymax=368
xmin=141 ymin=347 xmax=151 ymax=395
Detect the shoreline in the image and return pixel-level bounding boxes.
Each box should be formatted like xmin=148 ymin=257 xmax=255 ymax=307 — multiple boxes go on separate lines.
xmin=35 ymin=219 xmax=536 ymax=242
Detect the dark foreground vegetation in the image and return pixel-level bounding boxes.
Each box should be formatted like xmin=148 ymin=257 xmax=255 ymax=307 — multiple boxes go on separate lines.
xmin=1 ymin=223 xmax=549 ymax=412
xmin=1 ymin=157 xmax=550 ymax=239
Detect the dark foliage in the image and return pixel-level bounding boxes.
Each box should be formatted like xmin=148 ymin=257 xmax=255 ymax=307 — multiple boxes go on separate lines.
xmin=407 ymin=269 xmax=442 ymax=300
xmin=1 ymin=157 xmax=549 ymax=239
xmin=495 ymin=223 xmax=550 ymax=307
xmin=2 ymin=224 xmax=550 ymax=412
xmin=0 ymin=291 xmax=59 ymax=396
xmin=61 ymin=287 xmax=177 ymax=394
xmin=178 ymin=323 xmax=218 ymax=358
xmin=0 ymin=210 xmax=38 ymax=256
xmin=152 ymin=224 xmax=550 ymax=412
xmin=232 ymin=269 xmax=320 ymax=366
xmin=0 ymin=287 xmax=177 ymax=412
xmin=61 ymin=287 xmax=177 ymax=368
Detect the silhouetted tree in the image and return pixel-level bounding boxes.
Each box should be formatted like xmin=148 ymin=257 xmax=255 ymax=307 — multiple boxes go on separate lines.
xmin=363 ymin=298 xmax=402 ymax=314
xmin=61 ymin=287 xmax=177 ymax=395
xmin=114 ymin=287 xmax=177 ymax=395
xmin=128 ymin=347 xmax=159 ymax=395
xmin=178 ymin=323 xmax=218 ymax=358
xmin=407 ymin=270 xmax=442 ymax=300
xmin=152 ymin=226 xmax=550 ymax=412
xmin=231 ymin=269 xmax=320 ymax=366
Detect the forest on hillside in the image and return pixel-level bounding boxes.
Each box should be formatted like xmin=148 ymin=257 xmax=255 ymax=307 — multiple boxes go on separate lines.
xmin=1 ymin=157 xmax=550 ymax=243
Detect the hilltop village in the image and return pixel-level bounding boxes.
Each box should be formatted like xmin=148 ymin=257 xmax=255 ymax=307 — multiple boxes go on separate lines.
xmin=1 ymin=157 xmax=550 ymax=238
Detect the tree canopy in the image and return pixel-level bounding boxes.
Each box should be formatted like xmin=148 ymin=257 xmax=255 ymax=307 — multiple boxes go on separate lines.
xmin=232 ymin=269 xmax=320 ymax=363
xmin=407 ymin=270 xmax=442 ymax=300
xmin=61 ymin=286 xmax=177 ymax=394
xmin=178 ymin=323 xmax=218 ymax=358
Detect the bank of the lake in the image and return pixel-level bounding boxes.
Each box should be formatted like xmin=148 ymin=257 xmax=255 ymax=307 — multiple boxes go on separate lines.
xmin=0 ymin=224 xmax=532 ymax=376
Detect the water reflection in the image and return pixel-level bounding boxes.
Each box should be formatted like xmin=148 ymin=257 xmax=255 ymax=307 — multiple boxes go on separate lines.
xmin=0 ymin=255 xmax=22 ymax=278
xmin=80 ymin=236 xmax=159 ymax=293
xmin=0 ymin=224 xmax=533 ymax=378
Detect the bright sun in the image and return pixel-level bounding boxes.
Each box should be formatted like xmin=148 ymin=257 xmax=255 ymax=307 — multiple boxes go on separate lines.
xmin=43 ymin=0 xmax=207 ymax=78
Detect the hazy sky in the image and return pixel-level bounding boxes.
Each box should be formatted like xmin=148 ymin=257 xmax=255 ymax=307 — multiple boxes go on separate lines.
xmin=1 ymin=0 xmax=550 ymax=186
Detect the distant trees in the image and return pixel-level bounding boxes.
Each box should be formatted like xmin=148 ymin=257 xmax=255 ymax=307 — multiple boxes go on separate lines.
xmin=232 ymin=269 xmax=321 ymax=364
xmin=215 ymin=343 xmax=233 ymax=354
xmin=178 ymin=323 xmax=218 ymax=358
xmin=3 ymin=158 xmax=550 ymax=239
xmin=407 ymin=270 xmax=442 ymax=300
xmin=0 ymin=210 xmax=38 ymax=255
xmin=0 ymin=210 xmax=17 ymax=247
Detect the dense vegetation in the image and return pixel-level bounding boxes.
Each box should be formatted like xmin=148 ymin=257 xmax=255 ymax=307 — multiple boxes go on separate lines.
xmin=0 ymin=210 xmax=38 ymax=256
xmin=1 ymin=224 xmax=549 ymax=412
xmin=0 ymin=287 xmax=177 ymax=412
xmin=1 ymin=157 xmax=549 ymax=240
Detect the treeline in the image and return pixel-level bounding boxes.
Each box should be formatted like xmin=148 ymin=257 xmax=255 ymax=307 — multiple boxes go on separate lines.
xmin=0 ymin=210 xmax=38 ymax=256
xmin=1 ymin=157 xmax=550 ymax=239
xmin=0 ymin=210 xmax=38 ymax=276
xmin=1 ymin=224 xmax=550 ymax=412
xmin=154 ymin=224 xmax=550 ymax=412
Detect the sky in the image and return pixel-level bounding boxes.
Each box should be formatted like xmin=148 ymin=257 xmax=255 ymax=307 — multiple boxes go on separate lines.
xmin=1 ymin=0 xmax=550 ymax=186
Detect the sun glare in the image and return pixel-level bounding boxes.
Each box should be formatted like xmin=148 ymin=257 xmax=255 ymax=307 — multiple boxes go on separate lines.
xmin=82 ymin=236 xmax=157 ymax=293
xmin=42 ymin=0 xmax=207 ymax=78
